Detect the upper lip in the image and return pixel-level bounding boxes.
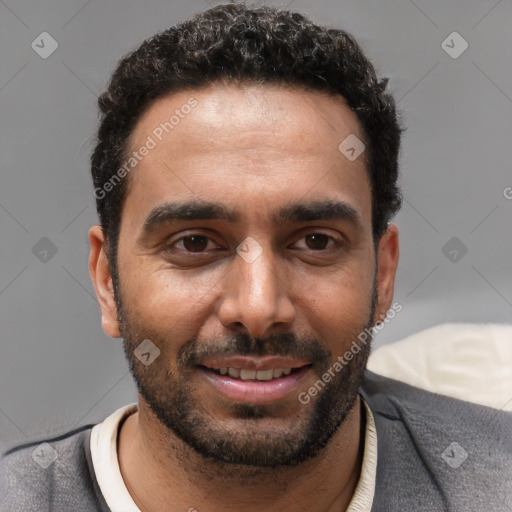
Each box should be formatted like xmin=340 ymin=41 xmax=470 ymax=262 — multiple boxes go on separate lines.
xmin=199 ymin=356 xmax=311 ymax=372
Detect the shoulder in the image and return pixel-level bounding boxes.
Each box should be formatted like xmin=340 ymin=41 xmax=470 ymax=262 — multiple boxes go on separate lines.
xmin=361 ymin=369 xmax=512 ymax=434
xmin=0 ymin=424 xmax=108 ymax=512
xmin=361 ymin=370 xmax=512 ymax=511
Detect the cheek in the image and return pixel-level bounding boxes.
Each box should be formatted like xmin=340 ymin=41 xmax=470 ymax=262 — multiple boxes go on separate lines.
xmin=297 ymin=259 xmax=375 ymax=345
xmin=122 ymin=266 xmax=226 ymax=339
xmin=311 ymin=282 xmax=372 ymax=328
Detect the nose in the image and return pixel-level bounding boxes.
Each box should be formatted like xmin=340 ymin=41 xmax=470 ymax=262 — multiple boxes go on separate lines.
xmin=217 ymin=242 xmax=295 ymax=338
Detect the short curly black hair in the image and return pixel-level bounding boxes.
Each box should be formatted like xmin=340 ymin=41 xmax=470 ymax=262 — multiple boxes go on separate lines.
xmin=91 ymin=2 xmax=403 ymax=274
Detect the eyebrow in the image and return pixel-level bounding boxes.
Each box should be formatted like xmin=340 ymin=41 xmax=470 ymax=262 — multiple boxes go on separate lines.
xmin=276 ymin=200 xmax=360 ymax=226
xmin=140 ymin=199 xmax=362 ymax=236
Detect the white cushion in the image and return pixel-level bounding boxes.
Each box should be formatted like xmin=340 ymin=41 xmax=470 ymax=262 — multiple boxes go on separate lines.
xmin=367 ymin=323 xmax=512 ymax=411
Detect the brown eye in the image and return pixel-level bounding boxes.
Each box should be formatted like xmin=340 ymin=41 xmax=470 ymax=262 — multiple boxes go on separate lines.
xmin=304 ymin=233 xmax=330 ymax=250
xmin=181 ymin=235 xmax=209 ymax=252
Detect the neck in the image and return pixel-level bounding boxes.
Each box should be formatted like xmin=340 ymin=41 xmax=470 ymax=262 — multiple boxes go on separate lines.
xmin=118 ymin=396 xmax=365 ymax=512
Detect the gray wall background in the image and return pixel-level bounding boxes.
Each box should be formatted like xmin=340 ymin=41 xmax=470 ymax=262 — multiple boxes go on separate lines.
xmin=1 ymin=0 xmax=511 ymax=450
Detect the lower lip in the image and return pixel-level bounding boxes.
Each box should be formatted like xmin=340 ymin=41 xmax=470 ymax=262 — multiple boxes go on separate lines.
xmin=199 ymin=366 xmax=311 ymax=404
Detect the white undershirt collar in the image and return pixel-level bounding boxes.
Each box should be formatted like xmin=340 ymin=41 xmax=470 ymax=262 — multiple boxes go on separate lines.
xmin=90 ymin=398 xmax=377 ymax=512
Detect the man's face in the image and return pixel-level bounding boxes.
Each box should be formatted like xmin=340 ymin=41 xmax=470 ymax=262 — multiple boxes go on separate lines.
xmin=101 ymin=84 xmax=394 ymax=467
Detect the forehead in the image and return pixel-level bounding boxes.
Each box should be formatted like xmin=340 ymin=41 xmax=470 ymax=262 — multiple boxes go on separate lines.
xmin=130 ymin=83 xmax=365 ymax=157
xmin=122 ymin=83 xmax=371 ymax=230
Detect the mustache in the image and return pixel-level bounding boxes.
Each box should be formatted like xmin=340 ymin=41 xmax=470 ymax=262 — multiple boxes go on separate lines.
xmin=177 ymin=331 xmax=331 ymax=370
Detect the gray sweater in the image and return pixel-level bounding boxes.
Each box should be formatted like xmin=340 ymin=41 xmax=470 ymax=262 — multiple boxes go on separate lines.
xmin=1 ymin=370 xmax=511 ymax=511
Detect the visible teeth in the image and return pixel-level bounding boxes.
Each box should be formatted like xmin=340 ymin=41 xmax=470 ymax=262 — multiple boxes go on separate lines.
xmin=215 ymin=367 xmax=297 ymax=379
xmin=272 ymin=368 xmax=283 ymax=378
xmin=240 ymin=369 xmax=257 ymax=380
xmin=256 ymin=369 xmax=274 ymax=381
xmin=228 ymin=367 xmax=240 ymax=378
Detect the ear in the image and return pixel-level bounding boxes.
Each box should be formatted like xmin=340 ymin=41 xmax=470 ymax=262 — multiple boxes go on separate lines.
xmin=373 ymin=224 xmax=399 ymax=324
xmin=88 ymin=225 xmax=121 ymax=338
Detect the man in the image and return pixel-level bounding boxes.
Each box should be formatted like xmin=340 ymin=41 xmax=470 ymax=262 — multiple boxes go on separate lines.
xmin=1 ymin=3 xmax=511 ymax=511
